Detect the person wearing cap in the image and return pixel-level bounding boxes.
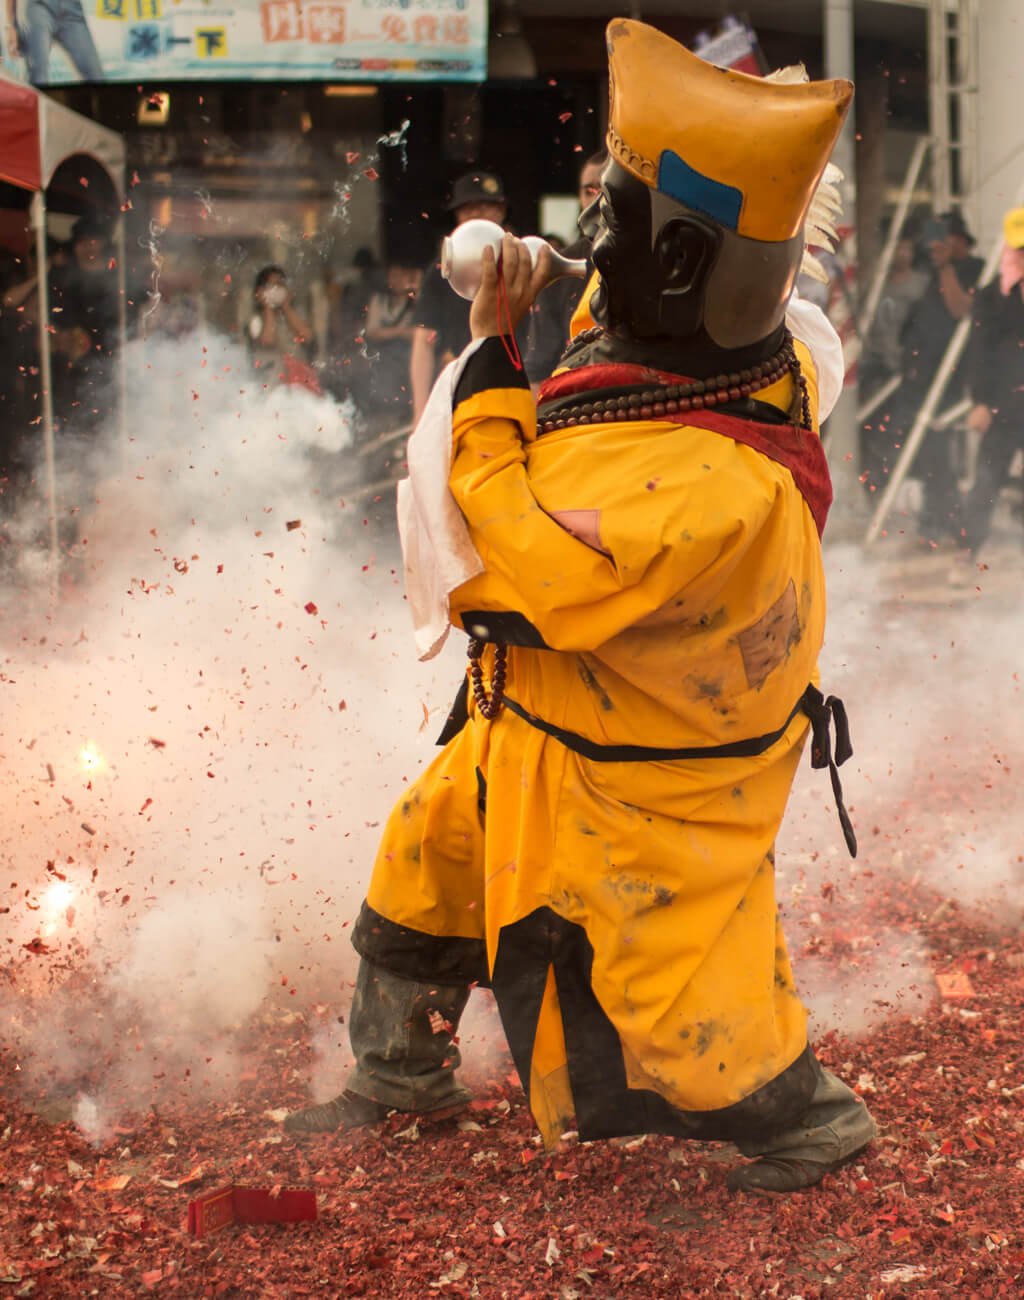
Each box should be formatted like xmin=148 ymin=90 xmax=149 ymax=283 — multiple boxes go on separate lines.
xmin=890 ymin=210 xmax=984 ymax=541
xmin=284 ymin=20 xmax=875 ymax=1195
xmin=949 ymin=206 xmax=1024 ymax=583
xmin=409 ymin=171 xmax=508 ymax=422
xmin=523 ymin=150 xmax=606 ymax=389
xmin=924 ymin=210 xmax=981 ymax=319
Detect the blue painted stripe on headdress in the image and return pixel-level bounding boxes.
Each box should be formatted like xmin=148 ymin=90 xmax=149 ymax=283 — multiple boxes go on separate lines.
xmin=657 ymin=150 xmax=743 ymax=230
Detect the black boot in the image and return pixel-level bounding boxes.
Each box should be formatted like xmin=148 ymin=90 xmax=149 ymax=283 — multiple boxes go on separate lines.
xmin=727 ymin=1065 xmax=876 ymax=1195
xmin=283 ymin=1088 xmax=468 ymax=1135
xmin=726 ymin=1142 xmax=871 ymax=1194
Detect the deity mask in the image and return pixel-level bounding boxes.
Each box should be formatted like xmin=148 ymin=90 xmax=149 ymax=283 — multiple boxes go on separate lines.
xmin=591 ymin=19 xmax=852 ymax=352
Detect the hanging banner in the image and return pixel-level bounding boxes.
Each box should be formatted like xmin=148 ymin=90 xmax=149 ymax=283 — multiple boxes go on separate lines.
xmin=691 ymin=15 xmax=767 ymax=77
xmin=0 ymin=0 xmax=487 ymax=86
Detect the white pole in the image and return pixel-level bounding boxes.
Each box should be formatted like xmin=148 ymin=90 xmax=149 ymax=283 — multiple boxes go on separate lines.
xmin=928 ymin=0 xmax=952 ymax=212
xmin=958 ymin=0 xmax=981 ymax=235
xmin=822 ymin=0 xmax=861 ymax=526
xmin=117 ymin=212 xmax=128 ymax=463
xmin=858 ymin=136 xmax=930 ymax=343
xmin=30 ymin=190 xmax=60 ymax=592
xmin=856 ymin=372 xmax=902 ymax=425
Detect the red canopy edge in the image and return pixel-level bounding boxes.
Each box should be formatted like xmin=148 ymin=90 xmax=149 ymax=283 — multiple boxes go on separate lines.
xmin=0 ymin=77 xmax=42 ymax=190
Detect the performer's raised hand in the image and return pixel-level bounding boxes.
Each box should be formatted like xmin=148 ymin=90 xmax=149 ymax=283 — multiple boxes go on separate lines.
xmin=470 ymin=233 xmax=552 ymax=341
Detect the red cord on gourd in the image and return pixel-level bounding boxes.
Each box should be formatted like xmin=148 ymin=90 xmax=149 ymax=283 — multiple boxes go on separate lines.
xmin=495 ymin=254 xmax=523 ymax=370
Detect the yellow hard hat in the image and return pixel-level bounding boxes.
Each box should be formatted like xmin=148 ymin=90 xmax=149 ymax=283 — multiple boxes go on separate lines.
xmin=1004 ymin=207 xmax=1024 ymax=250
xmin=605 ymin=19 xmax=852 ymax=243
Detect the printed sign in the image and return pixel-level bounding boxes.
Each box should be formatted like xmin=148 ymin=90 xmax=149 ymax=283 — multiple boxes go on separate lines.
xmin=0 ymin=0 xmax=487 ymax=85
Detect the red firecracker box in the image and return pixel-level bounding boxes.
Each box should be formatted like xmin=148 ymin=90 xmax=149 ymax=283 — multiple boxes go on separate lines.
xmin=187 ymin=1185 xmax=318 ymax=1237
xmin=936 ymin=969 xmax=975 ymax=999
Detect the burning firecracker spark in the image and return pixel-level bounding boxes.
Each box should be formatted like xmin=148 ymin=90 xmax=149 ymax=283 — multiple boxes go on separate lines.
xmin=41 ymin=880 xmax=75 ymax=936
xmin=46 ymin=881 xmax=74 ymax=911
xmin=79 ymin=744 xmax=104 ymax=773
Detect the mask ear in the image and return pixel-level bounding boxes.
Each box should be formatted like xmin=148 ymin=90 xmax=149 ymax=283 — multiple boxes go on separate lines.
xmin=655 ymin=217 xmax=719 ymax=336
xmin=656 ymin=217 xmax=718 ymax=292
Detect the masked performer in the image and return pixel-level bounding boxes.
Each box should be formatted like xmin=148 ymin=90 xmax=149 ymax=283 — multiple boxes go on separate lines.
xmin=285 ymin=19 xmax=876 ymax=1195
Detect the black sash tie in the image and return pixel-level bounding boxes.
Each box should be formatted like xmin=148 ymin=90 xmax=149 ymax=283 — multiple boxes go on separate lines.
xmin=799 ymin=683 xmax=857 ymax=858
xmin=438 ymin=674 xmax=858 ymax=859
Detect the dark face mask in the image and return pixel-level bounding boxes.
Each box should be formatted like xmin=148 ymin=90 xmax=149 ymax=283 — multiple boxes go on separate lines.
xmin=578 ymin=160 xmax=721 ymax=341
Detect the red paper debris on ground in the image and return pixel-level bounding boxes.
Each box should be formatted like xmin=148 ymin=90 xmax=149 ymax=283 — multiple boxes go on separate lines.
xmin=5 ymin=915 xmax=1024 ymax=1300
xmin=6 ymin=651 xmax=1024 ymax=1297
xmin=187 ymin=1185 xmax=317 ymax=1237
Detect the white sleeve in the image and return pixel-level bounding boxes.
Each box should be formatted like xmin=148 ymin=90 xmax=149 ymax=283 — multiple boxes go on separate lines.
xmin=785 ymin=289 xmax=845 ymax=423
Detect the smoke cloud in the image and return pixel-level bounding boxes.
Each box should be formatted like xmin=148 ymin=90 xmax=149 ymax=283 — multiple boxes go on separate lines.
xmin=2 ymin=358 xmax=1018 ymax=1136
xmin=1 ymin=331 xmax=464 ymax=1128
xmin=780 ymin=539 xmax=1024 ymax=1030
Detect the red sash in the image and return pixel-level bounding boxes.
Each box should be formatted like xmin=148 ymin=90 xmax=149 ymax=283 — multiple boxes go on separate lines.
xmin=538 ymin=363 xmax=697 ymax=402
xmin=660 ymin=408 xmax=832 ymax=539
xmin=537 ymin=363 xmax=833 ymax=539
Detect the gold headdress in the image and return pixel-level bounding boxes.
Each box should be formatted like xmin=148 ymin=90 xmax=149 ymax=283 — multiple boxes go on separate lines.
xmin=605 ymin=19 xmax=852 ymax=244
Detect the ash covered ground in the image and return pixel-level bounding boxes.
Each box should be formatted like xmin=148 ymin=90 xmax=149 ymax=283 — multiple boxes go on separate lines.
xmin=3 ymin=336 xmax=1024 ymax=1297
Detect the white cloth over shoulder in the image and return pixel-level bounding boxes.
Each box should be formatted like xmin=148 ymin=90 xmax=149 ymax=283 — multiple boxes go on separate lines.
xmin=785 ymin=289 xmax=845 ymax=423
xmin=397 ymin=339 xmax=486 ymax=661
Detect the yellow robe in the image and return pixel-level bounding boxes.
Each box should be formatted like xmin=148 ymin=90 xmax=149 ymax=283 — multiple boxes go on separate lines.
xmin=356 ymin=336 xmax=832 ymax=1147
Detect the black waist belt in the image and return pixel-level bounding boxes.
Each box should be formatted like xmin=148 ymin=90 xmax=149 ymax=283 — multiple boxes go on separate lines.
xmin=501 ymin=683 xmax=857 ymax=859
xmin=500 ymin=694 xmax=804 ymax=763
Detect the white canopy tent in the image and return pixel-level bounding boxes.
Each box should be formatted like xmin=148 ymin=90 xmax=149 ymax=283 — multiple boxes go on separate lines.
xmin=0 ymin=73 xmax=126 ymax=578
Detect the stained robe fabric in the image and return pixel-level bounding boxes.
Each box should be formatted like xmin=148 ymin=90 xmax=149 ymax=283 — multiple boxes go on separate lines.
xmin=353 ymin=332 xmax=834 ymax=1148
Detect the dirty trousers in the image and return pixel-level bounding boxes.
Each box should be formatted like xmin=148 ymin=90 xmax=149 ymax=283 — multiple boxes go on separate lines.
xmin=347 ymin=960 xmax=875 ymax=1160
xmin=346 ymin=959 xmax=473 ymax=1113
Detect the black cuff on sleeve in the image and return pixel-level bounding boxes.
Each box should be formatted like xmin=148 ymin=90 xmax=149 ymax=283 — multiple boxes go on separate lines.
xmin=457 ymin=608 xmax=550 ymax=649
xmin=453 ymin=335 xmax=530 ymax=408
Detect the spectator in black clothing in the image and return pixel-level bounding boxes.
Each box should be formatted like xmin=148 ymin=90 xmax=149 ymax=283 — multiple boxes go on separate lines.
xmin=1 ymin=249 xmax=37 ymax=478
xmin=410 ymin=171 xmax=507 ymax=422
xmin=1 ymin=241 xmax=75 ymax=515
xmin=858 ymin=231 xmax=928 ymax=495
xmin=524 ymin=151 xmax=606 ymax=392
xmin=363 ymin=262 xmax=421 ymax=424
xmin=324 ymin=247 xmax=382 ymax=409
xmin=890 ymin=210 xmax=984 ymax=540
xmin=949 ymin=206 xmax=1024 ymax=584
xmin=49 ymin=213 xmax=121 ymax=441
xmin=343 ymin=245 xmax=382 ymax=337
xmin=860 ymin=233 xmax=929 ymax=394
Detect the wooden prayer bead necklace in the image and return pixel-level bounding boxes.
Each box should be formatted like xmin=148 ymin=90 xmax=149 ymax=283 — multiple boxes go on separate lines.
xmin=539 ymin=332 xmax=810 ymax=435
xmin=468 ymin=637 xmax=507 ymax=718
